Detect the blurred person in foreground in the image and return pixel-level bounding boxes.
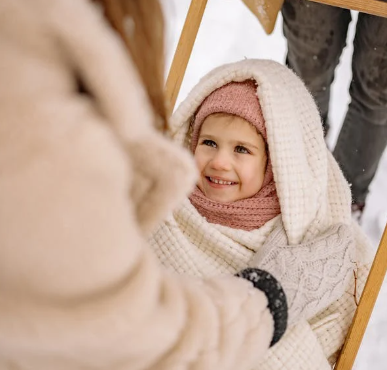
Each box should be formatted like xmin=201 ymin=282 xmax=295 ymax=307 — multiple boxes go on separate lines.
xmin=0 ymin=1 xmax=288 ymax=369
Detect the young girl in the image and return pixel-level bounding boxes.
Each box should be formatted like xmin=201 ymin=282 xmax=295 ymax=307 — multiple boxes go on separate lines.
xmin=150 ymin=59 xmax=373 ymax=369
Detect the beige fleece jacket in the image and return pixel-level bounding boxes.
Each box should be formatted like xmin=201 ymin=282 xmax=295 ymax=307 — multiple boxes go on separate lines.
xmin=0 ymin=1 xmax=279 ymax=369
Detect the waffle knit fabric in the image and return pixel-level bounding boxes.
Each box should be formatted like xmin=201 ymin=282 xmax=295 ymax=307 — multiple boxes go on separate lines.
xmin=149 ymin=59 xmax=373 ymax=369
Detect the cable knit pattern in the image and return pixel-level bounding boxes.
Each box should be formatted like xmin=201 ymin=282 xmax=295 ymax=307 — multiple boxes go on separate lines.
xmin=250 ymin=223 xmax=356 ymax=325
xmin=150 ymin=59 xmax=374 ymax=370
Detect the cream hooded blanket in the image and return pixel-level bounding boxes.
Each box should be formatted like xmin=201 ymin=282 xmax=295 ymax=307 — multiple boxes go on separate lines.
xmin=150 ymin=60 xmax=372 ymax=369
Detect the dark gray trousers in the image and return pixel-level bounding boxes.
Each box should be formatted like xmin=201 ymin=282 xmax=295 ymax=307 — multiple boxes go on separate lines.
xmin=282 ymin=0 xmax=387 ymax=204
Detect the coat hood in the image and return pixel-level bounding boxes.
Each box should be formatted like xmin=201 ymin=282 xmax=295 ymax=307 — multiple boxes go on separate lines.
xmin=169 ymin=59 xmax=352 ymax=244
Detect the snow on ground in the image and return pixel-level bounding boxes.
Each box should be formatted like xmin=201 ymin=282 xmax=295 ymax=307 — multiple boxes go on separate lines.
xmin=163 ymin=0 xmax=387 ymax=368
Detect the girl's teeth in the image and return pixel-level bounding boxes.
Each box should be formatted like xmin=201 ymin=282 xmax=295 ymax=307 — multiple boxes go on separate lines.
xmin=209 ymin=177 xmax=233 ymax=185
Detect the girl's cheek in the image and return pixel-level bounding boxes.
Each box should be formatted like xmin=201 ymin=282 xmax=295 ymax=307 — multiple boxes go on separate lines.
xmin=194 ymin=153 xmax=207 ymax=172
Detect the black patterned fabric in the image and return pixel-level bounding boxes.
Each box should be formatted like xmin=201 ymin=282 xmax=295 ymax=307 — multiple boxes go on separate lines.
xmin=236 ymin=268 xmax=288 ymax=347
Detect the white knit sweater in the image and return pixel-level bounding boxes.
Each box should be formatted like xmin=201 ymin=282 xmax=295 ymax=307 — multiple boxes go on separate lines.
xmin=150 ymin=59 xmax=373 ymax=369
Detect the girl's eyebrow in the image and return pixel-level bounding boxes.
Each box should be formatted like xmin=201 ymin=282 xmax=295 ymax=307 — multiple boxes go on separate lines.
xmin=199 ymin=134 xmax=261 ymax=150
xmin=198 ymin=134 xmax=218 ymax=141
xmin=234 ymin=141 xmax=260 ymax=150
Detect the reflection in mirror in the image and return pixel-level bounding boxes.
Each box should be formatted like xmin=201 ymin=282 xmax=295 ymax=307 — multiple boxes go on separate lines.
xmin=163 ymin=1 xmax=387 ymax=369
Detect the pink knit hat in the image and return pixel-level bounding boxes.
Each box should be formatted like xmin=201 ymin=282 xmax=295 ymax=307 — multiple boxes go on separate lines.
xmin=190 ymin=79 xmax=266 ymax=151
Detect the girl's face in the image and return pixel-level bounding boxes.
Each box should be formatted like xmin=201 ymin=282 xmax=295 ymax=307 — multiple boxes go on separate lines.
xmin=194 ymin=113 xmax=267 ymax=203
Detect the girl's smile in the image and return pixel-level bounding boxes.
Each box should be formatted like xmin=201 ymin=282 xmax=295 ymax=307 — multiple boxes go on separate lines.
xmin=206 ymin=176 xmax=238 ymax=187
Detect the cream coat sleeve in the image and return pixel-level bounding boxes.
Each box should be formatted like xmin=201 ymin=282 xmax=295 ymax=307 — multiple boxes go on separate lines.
xmin=0 ymin=1 xmax=280 ymax=369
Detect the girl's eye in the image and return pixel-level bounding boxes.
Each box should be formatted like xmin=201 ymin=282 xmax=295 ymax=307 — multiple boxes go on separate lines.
xmin=235 ymin=145 xmax=250 ymax=154
xmin=202 ymin=139 xmax=217 ymax=148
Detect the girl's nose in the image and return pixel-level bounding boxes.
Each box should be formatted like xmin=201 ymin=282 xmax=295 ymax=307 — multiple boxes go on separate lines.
xmin=210 ymin=150 xmax=232 ymax=171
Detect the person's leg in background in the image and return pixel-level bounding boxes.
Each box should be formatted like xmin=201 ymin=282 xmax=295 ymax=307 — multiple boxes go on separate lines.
xmin=333 ymin=13 xmax=387 ymax=218
xmin=282 ymin=0 xmax=351 ymax=135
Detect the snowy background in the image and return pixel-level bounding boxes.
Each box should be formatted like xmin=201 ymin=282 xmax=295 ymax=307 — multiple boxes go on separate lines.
xmin=162 ymin=1 xmax=387 ymax=368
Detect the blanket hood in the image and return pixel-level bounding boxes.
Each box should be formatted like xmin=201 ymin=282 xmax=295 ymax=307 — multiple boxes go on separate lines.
xmin=170 ymin=59 xmax=352 ymax=244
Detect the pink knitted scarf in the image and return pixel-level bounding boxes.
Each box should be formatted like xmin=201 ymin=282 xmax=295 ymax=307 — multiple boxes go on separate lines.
xmin=189 ymin=161 xmax=281 ymax=231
